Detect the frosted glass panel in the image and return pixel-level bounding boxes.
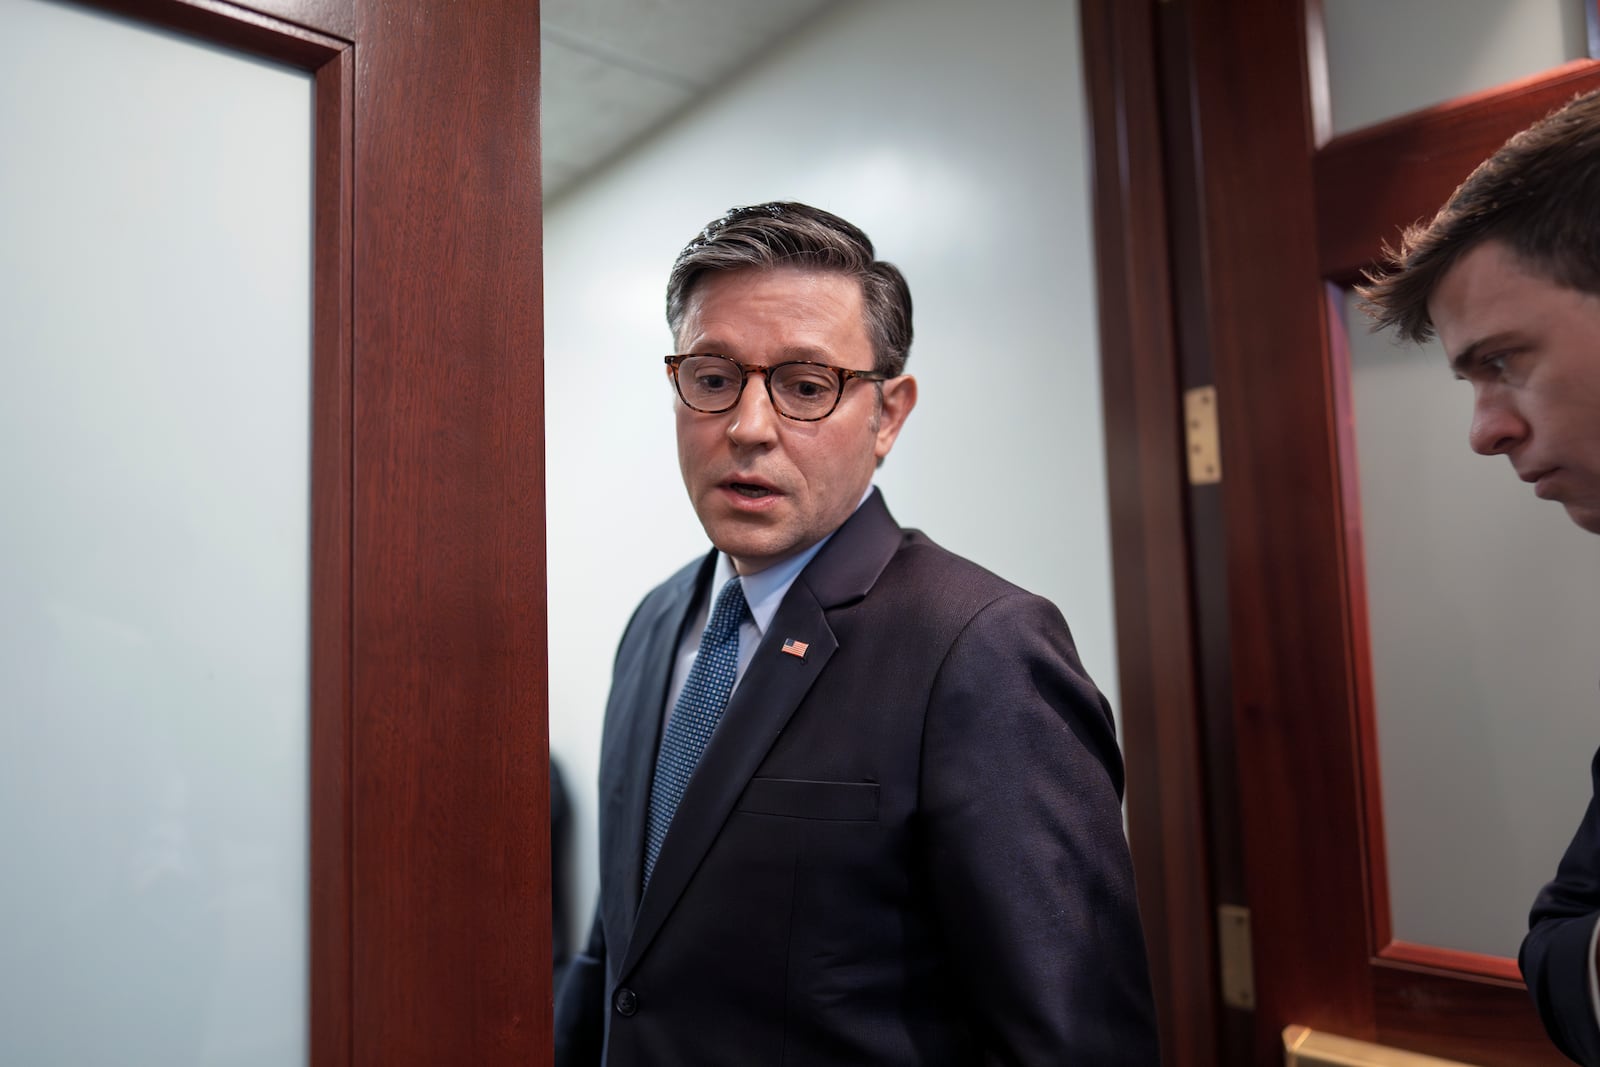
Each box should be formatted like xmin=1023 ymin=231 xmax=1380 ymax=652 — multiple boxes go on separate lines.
xmin=0 ymin=0 xmax=313 ymax=1063
xmin=1342 ymin=293 xmax=1600 ymax=958
xmin=1323 ymin=0 xmax=1588 ymax=136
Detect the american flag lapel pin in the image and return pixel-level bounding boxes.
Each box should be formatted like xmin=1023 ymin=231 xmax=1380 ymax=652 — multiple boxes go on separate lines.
xmin=781 ymin=637 xmax=810 ymax=660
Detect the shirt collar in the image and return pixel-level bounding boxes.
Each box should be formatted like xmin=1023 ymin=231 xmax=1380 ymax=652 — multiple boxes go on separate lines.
xmin=711 ymin=538 xmax=824 ymax=639
xmin=712 ymin=485 xmax=875 ymax=637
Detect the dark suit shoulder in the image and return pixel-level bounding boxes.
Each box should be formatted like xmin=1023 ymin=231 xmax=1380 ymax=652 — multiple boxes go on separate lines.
xmin=1521 ymin=744 xmax=1600 ymax=1066
xmin=833 ymin=529 xmax=1100 ymax=712
xmin=885 ymin=529 xmax=1053 ymax=620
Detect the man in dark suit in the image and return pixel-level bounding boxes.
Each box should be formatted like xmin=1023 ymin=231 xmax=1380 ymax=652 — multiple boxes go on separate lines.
xmin=1361 ymin=90 xmax=1600 ymax=1066
xmin=553 ymin=202 xmax=1159 ymax=1065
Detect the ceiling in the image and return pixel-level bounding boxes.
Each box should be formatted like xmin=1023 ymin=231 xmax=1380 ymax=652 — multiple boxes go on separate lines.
xmin=540 ymin=0 xmax=841 ymax=201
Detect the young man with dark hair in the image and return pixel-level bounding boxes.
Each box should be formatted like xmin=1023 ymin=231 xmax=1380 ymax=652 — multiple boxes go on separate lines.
xmin=1362 ymin=88 xmax=1600 ymax=1065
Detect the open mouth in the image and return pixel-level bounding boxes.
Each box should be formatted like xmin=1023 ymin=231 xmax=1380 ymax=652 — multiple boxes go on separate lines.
xmin=729 ymin=482 xmax=775 ymax=499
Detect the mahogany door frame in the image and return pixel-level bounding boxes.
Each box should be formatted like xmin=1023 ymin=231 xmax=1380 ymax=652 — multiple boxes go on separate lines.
xmin=74 ymin=1 xmax=551 ymax=1063
xmin=1081 ymin=2 xmax=1225 ymax=1065
xmin=1086 ymin=0 xmax=1600 ymax=1063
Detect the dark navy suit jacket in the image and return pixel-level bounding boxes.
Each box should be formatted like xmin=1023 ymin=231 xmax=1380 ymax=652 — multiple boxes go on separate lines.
xmin=1524 ymin=747 xmax=1600 ymax=1065
xmin=554 ymin=491 xmax=1159 ymax=1065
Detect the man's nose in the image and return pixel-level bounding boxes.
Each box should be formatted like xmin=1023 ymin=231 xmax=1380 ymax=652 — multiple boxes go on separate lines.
xmin=1467 ymin=391 xmax=1526 ymax=456
xmin=726 ymin=371 xmax=780 ymax=445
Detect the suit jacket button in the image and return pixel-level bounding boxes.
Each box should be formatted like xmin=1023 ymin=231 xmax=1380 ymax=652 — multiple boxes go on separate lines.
xmin=613 ymin=987 xmax=638 ymax=1017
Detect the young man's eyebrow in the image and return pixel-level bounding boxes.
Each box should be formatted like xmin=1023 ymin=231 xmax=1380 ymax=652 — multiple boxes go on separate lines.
xmin=1448 ymin=339 xmax=1484 ymax=378
xmin=1447 ymin=333 xmax=1517 ymax=378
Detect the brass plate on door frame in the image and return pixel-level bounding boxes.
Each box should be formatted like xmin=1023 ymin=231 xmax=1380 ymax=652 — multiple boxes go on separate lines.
xmin=1283 ymin=1025 xmax=1475 ymax=1067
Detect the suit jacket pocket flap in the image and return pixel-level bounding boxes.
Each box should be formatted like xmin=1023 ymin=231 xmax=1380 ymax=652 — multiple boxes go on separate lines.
xmin=735 ymin=777 xmax=879 ymax=821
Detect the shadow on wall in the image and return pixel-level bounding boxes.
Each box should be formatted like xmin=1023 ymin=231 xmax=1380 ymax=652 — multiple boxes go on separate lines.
xmin=551 ymin=756 xmax=573 ymax=983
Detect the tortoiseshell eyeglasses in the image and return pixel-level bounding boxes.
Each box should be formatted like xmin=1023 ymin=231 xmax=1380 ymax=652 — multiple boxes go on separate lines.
xmin=665 ymin=354 xmax=890 ymax=422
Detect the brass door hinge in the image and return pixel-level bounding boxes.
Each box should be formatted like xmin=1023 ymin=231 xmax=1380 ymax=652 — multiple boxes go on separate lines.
xmin=1218 ymin=904 xmax=1255 ymax=1009
xmin=1185 ymin=385 xmax=1221 ymax=485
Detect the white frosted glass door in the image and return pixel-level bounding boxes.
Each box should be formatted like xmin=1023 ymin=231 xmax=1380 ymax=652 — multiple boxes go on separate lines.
xmin=0 ymin=0 xmax=313 ymax=1063
xmin=1342 ymin=293 xmax=1600 ymax=958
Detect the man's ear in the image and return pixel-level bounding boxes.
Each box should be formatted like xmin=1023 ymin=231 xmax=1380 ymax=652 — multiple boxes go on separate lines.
xmin=873 ymin=375 xmax=917 ymax=462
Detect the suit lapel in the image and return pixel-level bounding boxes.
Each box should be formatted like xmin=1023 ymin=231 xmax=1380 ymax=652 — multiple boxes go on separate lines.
xmin=600 ymin=556 xmax=709 ymax=939
xmin=616 ymin=491 xmax=905 ymax=980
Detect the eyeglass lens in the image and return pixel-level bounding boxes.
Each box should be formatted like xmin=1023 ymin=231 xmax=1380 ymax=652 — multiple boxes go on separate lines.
xmin=677 ymin=355 xmax=842 ymax=419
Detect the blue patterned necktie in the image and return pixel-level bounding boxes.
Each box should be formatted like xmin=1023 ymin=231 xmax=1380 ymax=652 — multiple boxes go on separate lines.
xmin=643 ymin=576 xmax=749 ymax=888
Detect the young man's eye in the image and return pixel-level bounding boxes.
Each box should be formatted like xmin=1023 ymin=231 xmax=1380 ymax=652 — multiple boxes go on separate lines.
xmin=1481 ymin=351 xmax=1514 ymax=375
xmin=1454 ymin=350 xmax=1517 ymax=383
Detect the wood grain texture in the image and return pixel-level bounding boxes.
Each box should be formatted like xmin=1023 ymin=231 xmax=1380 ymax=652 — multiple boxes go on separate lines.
xmin=310 ymin=45 xmax=355 ymax=1067
xmin=1082 ymin=1 xmax=1220 ymax=1063
xmin=1154 ymin=2 xmax=1257 ymax=1058
xmin=1380 ymin=942 xmax=1522 ymax=984
xmin=239 ymin=0 xmax=353 ymax=41
xmin=1183 ymin=0 xmax=1376 ymax=1061
xmin=350 ymin=0 xmax=549 ymax=1063
xmin=1373 ymin=960 xmax=1568 ymax=1066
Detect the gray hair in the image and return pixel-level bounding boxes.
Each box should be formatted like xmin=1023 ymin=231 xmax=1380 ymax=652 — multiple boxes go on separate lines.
xmin=665 ymin=202 xmax=913 ymax=377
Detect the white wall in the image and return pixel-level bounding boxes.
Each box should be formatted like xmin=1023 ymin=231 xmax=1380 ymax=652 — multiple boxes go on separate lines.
xmin=1322 ymin=0 xmax=1585 ymax=136
xmin=544 ymin=0 xmax=1111 ymax=943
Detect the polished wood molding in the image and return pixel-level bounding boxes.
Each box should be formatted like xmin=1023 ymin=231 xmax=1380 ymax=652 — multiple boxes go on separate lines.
xmin=1183 ymin=1 xmax=1375 ymax=1057
xmin=308 ymin=41 xmax=355 ymax=1067
xmin=1377 ymin=942 xmax=1522 ymax=985
xmin=237 ymin=0 xmax=353 ymax=40
xmin=1082 ymin=1 xmax=1219 ymax=1063
xmin=349 ymin=0 xmax=548 ymax=1062
xmin=1372 ymin=961 xmax=1566 ymax=1067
